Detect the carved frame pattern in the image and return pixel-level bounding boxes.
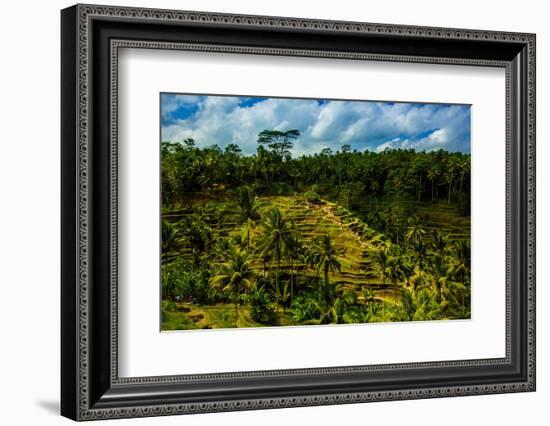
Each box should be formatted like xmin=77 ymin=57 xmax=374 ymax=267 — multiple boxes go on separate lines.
xmin=61 ymin=3 xmax=536 ymax=421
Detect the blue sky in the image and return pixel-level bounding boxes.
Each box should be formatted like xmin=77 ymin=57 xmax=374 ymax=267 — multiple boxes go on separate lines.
xmin=161 ymin=94 xmax=471 ymax=156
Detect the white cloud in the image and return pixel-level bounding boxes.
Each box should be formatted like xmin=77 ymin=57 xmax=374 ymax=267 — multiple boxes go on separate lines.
xmin=161 ymin=96 xmax=471 ymax=155
xmin=427 ymin=128 xmax=447 ymax=144
xmin=161 ymin=94 xmax=200 ymax=113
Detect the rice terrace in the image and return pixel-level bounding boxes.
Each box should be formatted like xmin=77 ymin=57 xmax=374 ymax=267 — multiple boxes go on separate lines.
xmin=160 ymin=94 xmax=471 ymax=330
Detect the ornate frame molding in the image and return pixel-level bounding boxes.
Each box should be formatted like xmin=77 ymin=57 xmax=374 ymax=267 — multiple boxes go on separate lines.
xmin=61 ymin=4 xmax=536 ymax=421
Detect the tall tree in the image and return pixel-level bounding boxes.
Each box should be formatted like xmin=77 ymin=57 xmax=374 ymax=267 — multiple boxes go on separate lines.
xmin=427 ymin=165 xmax=440 ymax=202
xmin=341 ymin=144 xmax=352 ymax=153
xmin=234 ymin=185 xmax=259 ymax=250
xmin=412 ymin=239 xmax=427 ymax=280
xmin=445 ymin=156 xmax=460 ymax=204
xmin=400 ymin=256 xmax=416 ymax=293
xmin=430 ymin=230 xmax=449 ymax=259
xmin=210 ymin=246 xmax=255 ymax=326
xmin=451 ymin=239 xmax=471 ymax=285
xmin=224 ymin=143 xmax=242 ymax=155
xmin=257 ymin=208 xmax=297 ymax=305
xmin=369 ymin=243 xmax=391 ymax=309
xmin=405 ymin=216 xmax=426 ymax=245
xmin=283 ymin=224 xmax=302 ymax=307
xmin=179 ymin=214 xmax=212 ymax=268
xmin=257 ymin=129 xmax=301 ymax=159
xmin=161 ymin=220 xmax=182 ymax=261
xmin=388 ymin=245 xmax=405 ymax=305
xmin=457 ymin=157 xmax=470 ymax=196
xmin=310 ymin=235 xmax=342 ymax=303
xmin=413 ymin=155 xmax=428 ymax=202
xmin=429 ymin=253 xmax=448 ymax=302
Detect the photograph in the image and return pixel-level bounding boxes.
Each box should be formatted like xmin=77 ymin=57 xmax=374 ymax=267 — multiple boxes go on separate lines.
xmin=160 ymin=93 xmax=472 ymax=330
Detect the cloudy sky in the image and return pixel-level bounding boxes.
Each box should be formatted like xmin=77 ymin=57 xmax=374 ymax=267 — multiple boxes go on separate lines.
xmin=160 ymin=93 xmax=471 ymax=156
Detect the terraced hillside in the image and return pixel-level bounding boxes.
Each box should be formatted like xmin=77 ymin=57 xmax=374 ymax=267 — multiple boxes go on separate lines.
xmin=165 ymin=194 xmax=386 ymax=290
xmin=255 ymin=196 xmax=382 ymax=289
xmin=163 ymin=193 xmax=471 ymax=309
xmin=414 ymin=202 xmax=470 ymax=241
xmin=162 ymin=193 xmax=472 ymax=329
xmin=356 ymin=198 xmax=470 ymax=242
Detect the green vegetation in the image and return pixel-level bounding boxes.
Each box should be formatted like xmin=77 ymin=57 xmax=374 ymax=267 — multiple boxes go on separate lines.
xmin=161 ymin=130 xmax=471 ymax=330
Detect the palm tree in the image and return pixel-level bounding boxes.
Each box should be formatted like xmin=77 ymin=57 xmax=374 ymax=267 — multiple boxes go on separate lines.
xmin=413 ymin=155 xmax=428 ymax=202
xmin=369 ymin=244 xmax=391 ymax=309
xmin=387 ymin=207 xmax=404 ymax=244
xmin=399 ymin=256 xmax=416 ymax=300
xmin=257 ymin=208 xmax=297 ymax=306
xmin=310 ymin=234 xmax=342 ymax=304
xmin=161 ymin=220 xmax=182 ymax=261
xmin=405 ymin=216 xmax=426 ymax=246
xmin=457 ymin=157 xmax=470 ymax=197
xmin=388 ymin=245 xmax=405 ymax=306
xmin=300 ymin=244 xmax=318 ymax=281
xmin=400 ymin=286 xmax=417 ymax=321
xmin=412 ymin=239 xmax=427 ymax=280
xmin=427 ymin=165 xmax=440 ymax=202
xmin=180 ymin=214 xmax=212 ymax=268
xmin=444 ymin=281 xmax=470 ymax=319
xmin=248 ymin=286 xmax=273 ymax=323
xmin=284 ymin=227 xmax=302 ymax=307
xmin=210 ymin=246 xmax=255 ymax=326
xmin=255 ymin=145 xmax=271 ymax=184
xmin=429 ymin=253 xmax=448 ymax=303
xmin=366 ymin=178 xmax=380 ymax=210
xmin=235 ymin=185 xmax=259 ymax=250
xmin=430 ymin=230 xmax=449 ymax=259
xmin=444 ymin=156 xmax=460 ymax=204
xmin=320 ymin=290 xmax=356 ymax=324
xmin=451 ymin=239 xmax=471 ymax=285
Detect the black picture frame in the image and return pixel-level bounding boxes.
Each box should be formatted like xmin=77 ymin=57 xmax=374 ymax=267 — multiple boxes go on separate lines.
xmin=61 ymin=4 xmax=536 ymax=421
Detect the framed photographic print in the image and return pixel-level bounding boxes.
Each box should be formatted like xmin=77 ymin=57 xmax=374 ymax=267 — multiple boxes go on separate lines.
xmin=61 ymin=4 xmax=536 ymax=421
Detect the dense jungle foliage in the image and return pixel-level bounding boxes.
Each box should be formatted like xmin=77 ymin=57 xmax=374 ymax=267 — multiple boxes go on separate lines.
xmin=161 ymin=130 xmax=471 ymax=330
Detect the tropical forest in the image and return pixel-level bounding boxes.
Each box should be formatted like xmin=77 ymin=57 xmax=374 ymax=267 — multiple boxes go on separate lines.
xmin=161 ymin=123 xmax=471 ymax=330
